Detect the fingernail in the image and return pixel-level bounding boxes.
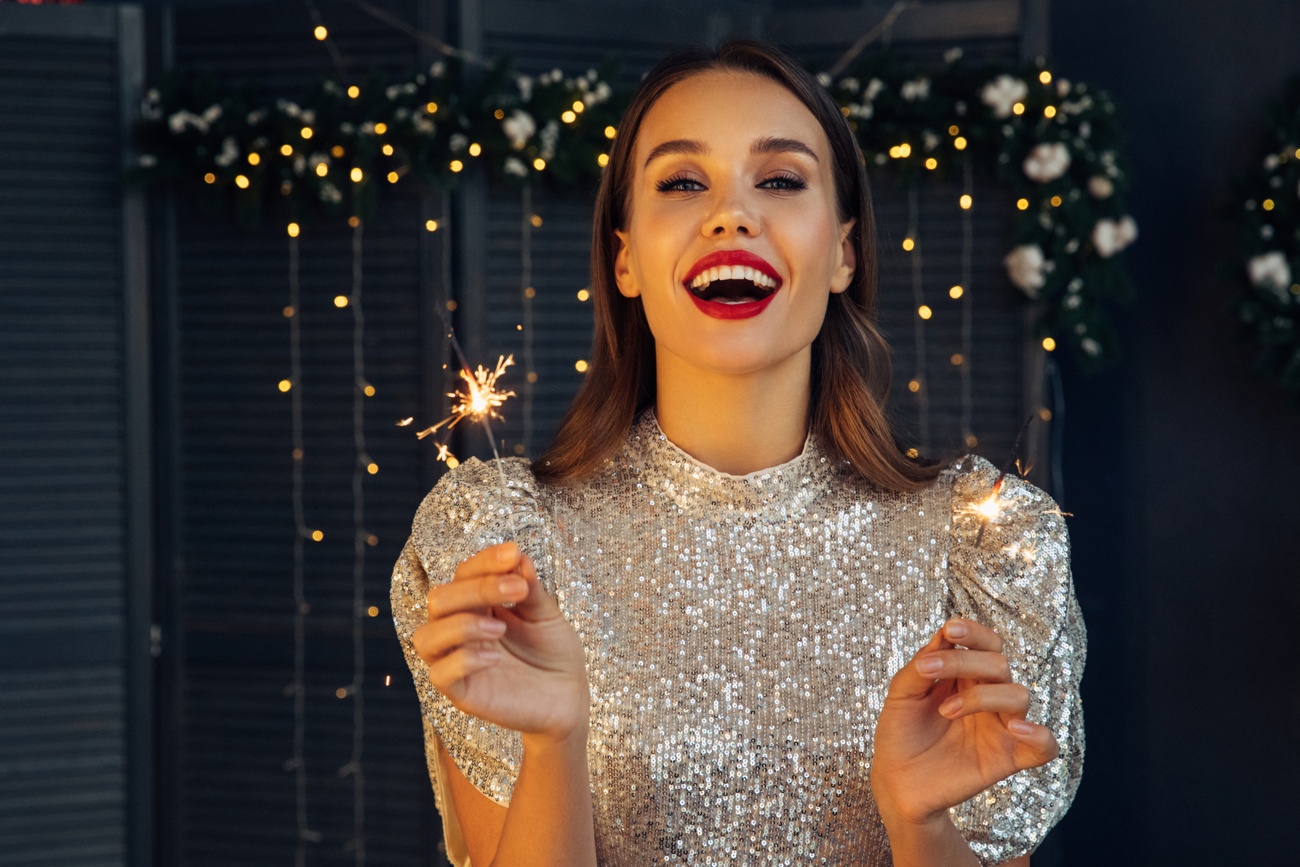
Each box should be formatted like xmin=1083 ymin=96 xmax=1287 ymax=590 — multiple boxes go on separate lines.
xmin=497 ymin=544 xmax=516 ymax=564
xmin=917 ymin=656 xmax=943 ymax=675
xmin=498 ymin=577 xmax=527 ymax=597
xmin=1008 ymin=719 xmax=1035 ymax=736
xmin=483 ymin=618 xmax=507 ymax=637
xmin=480 ymin=647 xmax=500 ymax=662
xmin=938 ymin=696 xmax=962 ymax=716
xmin=946 ymin=621 xmax=968 ymax=639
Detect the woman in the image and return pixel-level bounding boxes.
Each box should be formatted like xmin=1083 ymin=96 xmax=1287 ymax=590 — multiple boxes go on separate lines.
xmin=393 ymin=40 xmax=1085 ymax=867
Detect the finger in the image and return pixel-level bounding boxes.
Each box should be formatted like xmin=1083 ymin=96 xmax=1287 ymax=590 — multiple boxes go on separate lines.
xmin=426 ymin=573 xmax=530 ymax=621
xmin=913 ymin=649 xmax=1012 ymax=684
xmin=503 ymin=554 xmax=564 ymax=621
xmin=936 ymin=683 xmax=1030 ymax=719
xmin=886 ymin=628 xmax=952 ymax=699
xmin=426 ymin=644 xmax=502 ymax=699
xmin=1007 ymin=720 xmax=1060 ymax=769
xmin=940 ymin=617 xmax=1003 ymax=653
xmin=452 ymin=541 xmax=524 ymax=582
xmin=412 ymin=613 xmax=508 ymax=664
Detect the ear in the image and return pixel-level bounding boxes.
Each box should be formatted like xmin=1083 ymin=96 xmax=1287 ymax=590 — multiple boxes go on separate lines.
xmin=829 ymin=218 xmax=857 ymax=295
xmin=613 ymin=229 xmax=639 ymax=298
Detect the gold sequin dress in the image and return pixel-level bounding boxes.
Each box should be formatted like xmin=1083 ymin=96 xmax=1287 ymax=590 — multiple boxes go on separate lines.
xmin=392 ymin=412 xmax=1085 ymax=866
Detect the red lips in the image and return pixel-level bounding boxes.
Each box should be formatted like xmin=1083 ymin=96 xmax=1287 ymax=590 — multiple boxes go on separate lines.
xmin=682 ymin=250 xmax=782 ymax=320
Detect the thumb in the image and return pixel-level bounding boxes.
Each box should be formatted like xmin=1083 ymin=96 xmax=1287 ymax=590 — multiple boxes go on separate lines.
xmin=505 ymin=552 xmax=558 ymax=621
xmin=886 ymin=628 xmax=951 ymax=701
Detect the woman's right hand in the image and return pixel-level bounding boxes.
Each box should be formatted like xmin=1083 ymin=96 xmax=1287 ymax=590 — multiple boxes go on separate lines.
xmin=413 ymin=541 xmax=590 ymax=742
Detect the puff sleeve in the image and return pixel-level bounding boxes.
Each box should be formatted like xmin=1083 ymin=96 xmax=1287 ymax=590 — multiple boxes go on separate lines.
xmin=390 ymin=456 xmax=552 ymax=821
xmin=942 ymin=456 xmax=1087 ymax=865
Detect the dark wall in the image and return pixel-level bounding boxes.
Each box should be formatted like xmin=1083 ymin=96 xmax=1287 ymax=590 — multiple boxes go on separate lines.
xmin=1050 ymin=0 xmax=1300 ymax=863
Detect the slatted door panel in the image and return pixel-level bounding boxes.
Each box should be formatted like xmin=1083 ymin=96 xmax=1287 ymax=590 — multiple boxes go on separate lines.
xmin=165 ymin=2 xmax=445 ymax=863
xmin=0 ymin=4 xmax=145 ymax=865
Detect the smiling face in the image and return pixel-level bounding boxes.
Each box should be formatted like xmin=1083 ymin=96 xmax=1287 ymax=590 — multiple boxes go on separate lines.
xmin=613 ymin=70 xmax=856 ymax=380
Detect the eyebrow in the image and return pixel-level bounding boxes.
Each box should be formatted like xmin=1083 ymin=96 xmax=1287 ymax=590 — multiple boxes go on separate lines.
xmin=643 ymin=136 xmax=819 ymax=168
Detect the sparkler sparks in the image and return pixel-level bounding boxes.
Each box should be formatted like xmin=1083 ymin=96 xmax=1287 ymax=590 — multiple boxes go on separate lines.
xmin=415 ymin=355 xmax=517 ymax=442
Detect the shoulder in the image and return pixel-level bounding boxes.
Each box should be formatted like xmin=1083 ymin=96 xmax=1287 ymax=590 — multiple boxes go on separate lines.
xmin=409 ymin=457 xmax=542 ymax=556
xmin=943 ymin=454 xmax=1069 ymax=553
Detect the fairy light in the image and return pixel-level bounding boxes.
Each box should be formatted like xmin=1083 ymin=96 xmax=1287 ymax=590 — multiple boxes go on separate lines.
xmin=575 ymin=359 xmax=589 ymax=373
xmin=287 ymin=223 xmax=300 ymax=238
xmin=363 ymin=384 xmax=375 ymax=396
xmin=597 ymin=153 xmax=609 ymax=167
xmin=387 ymin=171 xmax=399 ymax=183
xmin=314 ymin=25 xmax=328 ymax=40
xmin=382 ymin=144 xmax=394 ymax=156
xmin=450 ymin=160 xmax=463 ymax=172
xmin=902 ymin=238 xmax=915 ymax=251
xmin=366 ymin=462 xmax=378 ymax=474
xmin=350 ymin=167 xmax=363 ymax=182
xmin=907 ymin=186 xmax=930 ymax=452
xmin=918 ymin=305 xmax=932 ymax=320
xmin=562 ymin=110 xmax=577 ymax=123
xmin=426 ymin=101 xmax=438 ymax=114
xmin=248 ymin=153 xmax=261 ymax=166
xmin=959 ymin=194 xmax=973 ymax=210
xmin=235 ymin=175 xmax=250 ymax=189
xmin=279 ymin=379 xmax=293 ymax=392
xmin=530 ymin=215 xmax=543 ymax=228
xmin=951 ymin=353 xmax=964 ymax=366
xmin=520 ymin=187 xmax=537 ymax=455
xmin=908 ymin=379 xmax=921 ymax=393
xmin=1042 ymin=336 xmax=1057 ymax=351
xmin=1017 ymin=198 xmax=1030 ymax=210
xmin=468 ymin=143 xmax=482 ymax=156
xmin=347 ymin=85 xmax=360 ymax=98
xmin=605 ymin=125 xmax=617 ymax=139
xmin=374 ymin=122 xmax=388 ymax=135
xmin=367 ymin=606 xmax=379 ymax=617
xmin=1039 ymin=70 xmax=1053 ymax=85
xmin=954 ymin=136 xmax=968 ymax=150
xmin=316 ymin=163 xmax=328 ymax=177
xmin=949 ymin=285 xmax=963 ymax=299
xmin=533 ymin=157 xmax=547 ymax=171
xmin=576 ymin=288 xmax=590 ymax=301
xmin=1050 ymin=195 xmax=1063 ymax=207
xmin=1012 ymin=102 xmax=1025 ymax=116
xmin=925 ymin=157 xmax=938 ymax=170
xmin=334 ymin=295 xmax=349 ymax=308
xmin=425 ymin=219 xmax=439 ymax=232
xmin=573 ymin=100 xmax=585 ymax=113
xmin=1044 ymin=106 xmax=1057 ymax=119
xmin=1263 ymin=199 xmax=1276 ymax=211
xmin=281 ymin=144 xmax=294 ymax=156
xmin=494 ymin=109 xmax=505 ymax=120
xmin=311 ymin=531 xmax=323 ymax=542
xmin=204 ymin=173 xmax=216 ymax=184
xmin=301 ymin=126 xmax=314 ymax=139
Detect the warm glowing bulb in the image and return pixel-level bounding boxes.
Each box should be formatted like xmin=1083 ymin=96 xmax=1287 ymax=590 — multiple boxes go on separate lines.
xmin=334 ymin=295 xmax=349 ymax=308
xmin=954 ymin=136 xmax=968 ymax=150
xmin=363 ymin=384 xmax=375 ymax=396
xmin=950 ymin=353 xmax=964 ymax=366
xmin=367 ymin=606 xmax=379 ymax=617
xmin=348 ymin=216 xmax=360 ymax=228
xmin=446 ymin=300 xmax=458 ymax=311
xmin=248 ymin=152 xmax=261 ymax=166
xmin=301 ymin=126 xmax=314 ymax=139
xmin=1044 ymin=105 xmax=1057 ymax=118
xmin=425 ymin=219 xmax=439 ymax=232
xmin=287 ymin=222 xmax=300 ymax=238
xmin=315 ymin=163 xmax=328 ymax=177
xmin=906 ymin=447 xmax=919 ymax=459
xmin=1263 ymin=199 xmax=1276 ymax=211
xmin=1050 ymin=195 xmax=1063 ymax=207
xmin=1042 ymin=337 xmax=1057 ymax=351
xmin=347 ymin=85 xmax=360 ymax=99
xmin=450 ymin=160 xmax=464 ymax=172
xmin=902 ymin=238 xmax=915 ymax=252
xmin=925 ymin=157 xmax=938 ymax=170
xmin=445 ymin=456 xmax=460 ymax=469
xmin=949 ymin=285 xmax=964 ymax=299
xmin=530 ymin=214 xmax=543 ymax=228
xmin=387 ymin=171 xmax=399 ymax=183
xmin=203 ymin=172 xmax=216 ymax=184
xmin=235 ymin=174 xmax=250 ymax=189
xmin=1039 ymin=407 xmax=1053 ymax=421
xmin=278 ymin=379 xmax=292 ymax=392
xmin=280 ymin=144 xmax=293 ymax=156
xmin=367 ymin=462 xmax=379 ymax=475
xmin=949 ymin=125 xmax=960 ymax=136
xmin=468 ymin=142 xmax=482 ymax=156
xmin=533 ymin=157 xmax=547 ymax=170
xmin=494 ymin=109 xmax=505 ymax=120
xmin=1017 ymin=198 xmax=1030 ymax=210
xmin=561 ymin=110 xmax=577 ymax=123
xmin=1039 ymin=70 xmax=1053 ymax=84
xmin=426 ymin=102 xmax=438 ymax=114
xmin=382 ymin=143 xmax=394 ymax=156
xmin=313 ymin=25 xmax=328 ymax=40
xmin=577 ymin=288 xmax=591 ymax=302
xmin=575 ymin=359 xmax=590 ymax=373
xmin=283 ymin=306 xmax=295 ymax=318
xmin=312 ymin=530 xmax=324 ymax=542
xmin=908 ymin=379 xmax=921 ymax=393
xmin=604 ymin=125 xmax=617 ymax=139
xmin=523 ymin=286 xmax=537 ymax=299
xmin=573 ymin=100 xmax=585 ymax=113
xmin=918 ymin=305 xmax=933 ymax=320
xmin=597 ymin=153 xmax=609 ymax=167
xmin=350 ymin=167 xmax=363 ymax=182
xmin=374 ymin=122 xmax=388 ymax=135
xmin=1012 ymin=102 xmax=1025 ymax=115
xmin=959 ymin=194 xmax=973 ymax=210
xmin=526 ymin=371 xmax=538 ymax=384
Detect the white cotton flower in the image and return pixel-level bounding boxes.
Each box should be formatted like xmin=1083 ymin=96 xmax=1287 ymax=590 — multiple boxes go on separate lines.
xmin=980 ymin=74 xmax=1029 ymax=119
xmin=293 ymin=154 xmax=306 ymax=176
xmin=1023 ymin=142 xmax=1072 ymax=183
xmin=247 ymin=109 xmax=267 ymax=125
xmin=923 ymin=131 xmax=939 ymax=152
xmin=1004 ymin=245 xmax=1048 ymax=297
xmin=320 ymin=182 xmax=342 ymax=204
xmin=415 ymin=117 xmax=435 ymax=134
xmin=539 ymin=120 xmax=559 ymax=160
xmin=816 ymin=72 xmax=832 ymax=87
xmin=202 ymin=104 xmax=222 ymax=124
xmin=503 ymin=156 xmax=528 ymax=177
xmin=944 ymin=46 xmax=964 ymax=64
xmin=502 ymin=110 xmax=536 ymax=149
xmin=449 ymin=133 xmax=468 ymax=153
xmin=385 ymin=84 xmax=402 ymax=100
xmin=1081 ymin=337 xmax=1102 ymax=357
xmin=138 ymin=154 xmax=157 ymax=168
xmin=866 ymin=78 xmax=885 ymax=100
xmin=213 ymin=137 xmax=238 ymax=167
xmin=1088 ymin=176 xmax=1114 ymax=198
xmin=516 ymin=75 xmax=534 ymax=101
xmin=1265 ymin=154 xmax=1280 ymax=171
xmin=901 ymin=78 xmax=930 ymax=102
xmin=1092 ymin=216 xmax=1139 ymax=257
xmin=1057 ymin=78 xmax=1072 ymax=97
xmin=1065 ymin=293 xmax=1082 ymax=310
xmin=593 ymin=81 xmax=611 ymax=102
xmin=1248 ymin=251 xmax=1292 ymax=294
xmin=277 ymin=99 xmax=302 ymax=118
xmin=430 ymin=61 xmax=445 ymax=78
xmin=841 ymin=77 xmax=860 ymax=94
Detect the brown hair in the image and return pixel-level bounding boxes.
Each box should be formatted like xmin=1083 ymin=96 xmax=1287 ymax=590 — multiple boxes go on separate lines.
xmin=533 ymin=40 xmax=946 ymax=492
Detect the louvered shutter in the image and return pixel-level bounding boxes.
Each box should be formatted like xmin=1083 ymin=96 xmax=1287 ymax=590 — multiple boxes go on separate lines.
xmin=0 ymin=4 xmax=149 ymax=865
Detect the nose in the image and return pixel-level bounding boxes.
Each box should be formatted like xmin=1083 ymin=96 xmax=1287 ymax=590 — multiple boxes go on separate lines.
xmin=703 ymin=186 xmax=759 ymax=238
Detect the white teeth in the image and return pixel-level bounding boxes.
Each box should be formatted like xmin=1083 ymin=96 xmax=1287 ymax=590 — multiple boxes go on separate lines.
xmin=687 ymin=265 xmax=780 ymax=291
xmin=708 ymin=267 xmax=720 ymax=283
xmin=719 ymin=265 xmax=732 ymax=280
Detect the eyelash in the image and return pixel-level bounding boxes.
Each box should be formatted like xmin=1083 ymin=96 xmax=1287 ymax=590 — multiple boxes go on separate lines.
xmin=653 ymin=172 xmax=808 ymax=193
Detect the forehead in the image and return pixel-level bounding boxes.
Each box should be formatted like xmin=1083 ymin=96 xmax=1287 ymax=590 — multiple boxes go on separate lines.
xmin=635 ymin=70 xmax=828 ymax=161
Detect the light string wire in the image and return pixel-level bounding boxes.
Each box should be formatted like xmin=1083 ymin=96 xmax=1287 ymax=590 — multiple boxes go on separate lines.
xmin=520 ymin=186 xmax=535 ymax=456
xmin=960 ymin=160 xmax=975 ymax=448
xmin=286 ymin=233 xmax=322 ymax=864
xmin=908 ymin=186 xmax=931 ymax=453
xmin=341 ymin=219 xmax=367 ymax=865
xmin=302 ymin=0 xmax=349 ymax=78
xmin=826 ymin=0 xmax=917 ymax=78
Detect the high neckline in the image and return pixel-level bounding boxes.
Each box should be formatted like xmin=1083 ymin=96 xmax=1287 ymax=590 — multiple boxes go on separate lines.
xmin=621 ymin=410 xmax=836 ymax=522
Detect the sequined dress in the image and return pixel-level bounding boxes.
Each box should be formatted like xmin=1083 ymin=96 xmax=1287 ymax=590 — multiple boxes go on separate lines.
xmin=391 ymin=412 xmax=1085 ymax=866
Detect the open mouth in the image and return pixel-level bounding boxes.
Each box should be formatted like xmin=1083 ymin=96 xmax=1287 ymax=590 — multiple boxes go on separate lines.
xmin=686 ymin=266 xmax=779 ymax=305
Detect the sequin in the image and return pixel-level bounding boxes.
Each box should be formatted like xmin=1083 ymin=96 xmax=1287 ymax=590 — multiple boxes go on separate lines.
xmin=391 ymin=411 xmax=1085 ymax=865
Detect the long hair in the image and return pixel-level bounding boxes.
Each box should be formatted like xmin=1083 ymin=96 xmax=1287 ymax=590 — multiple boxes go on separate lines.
xmin=533 ymin=40 xmax=946 ymax=492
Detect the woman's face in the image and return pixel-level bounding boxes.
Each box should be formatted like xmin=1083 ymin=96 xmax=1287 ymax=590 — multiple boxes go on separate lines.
xmin=614 ymin=69 xmax=855 ymax=379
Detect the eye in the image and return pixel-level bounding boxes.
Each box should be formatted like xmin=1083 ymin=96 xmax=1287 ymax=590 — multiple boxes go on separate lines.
xmin=759 ymin=172 xmax=807 ymax=191
xmin=655 ymin=173 xmax=705 ymax=193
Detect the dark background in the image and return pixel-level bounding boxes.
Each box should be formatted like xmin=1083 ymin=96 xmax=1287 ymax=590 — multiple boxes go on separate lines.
xmin=1 ymin=0 xmax=1298 ymax=864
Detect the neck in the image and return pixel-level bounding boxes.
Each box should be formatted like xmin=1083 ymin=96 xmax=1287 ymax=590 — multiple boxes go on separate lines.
xmin=654 ymin=347 xmax=812 ymax=475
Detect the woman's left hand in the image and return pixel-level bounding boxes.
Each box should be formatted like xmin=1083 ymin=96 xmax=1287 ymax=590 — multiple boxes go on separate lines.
xmin=869 ymin=617 xmax=1060 ymax=830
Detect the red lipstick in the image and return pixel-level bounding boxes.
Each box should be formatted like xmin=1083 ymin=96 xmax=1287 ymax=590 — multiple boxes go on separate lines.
xmin=682 ymin=250 xmax=782 ymax=321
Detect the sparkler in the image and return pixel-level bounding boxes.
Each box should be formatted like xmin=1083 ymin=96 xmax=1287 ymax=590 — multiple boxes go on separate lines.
xmin=969 ymin=415 xmax=1073 ymax=550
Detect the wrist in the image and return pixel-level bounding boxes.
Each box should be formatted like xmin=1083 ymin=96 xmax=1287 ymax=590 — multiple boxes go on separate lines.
xmin=522 ymin=716 xmax=590 ymax=754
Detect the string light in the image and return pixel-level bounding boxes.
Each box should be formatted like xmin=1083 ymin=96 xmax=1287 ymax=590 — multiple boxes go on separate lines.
xmin=575 ymin=359 xmax=589 ymax=373
xmin=494 ymin=109 xmax=505 ymax=119
xmin=1017 ymin=198 xmax=1030 ymax=210
xmin=347 ymin=85 xmax=360 ymax=98
xmin=949 ymin=125 xmax=960 ymax=136
xmin=204 ymin=172 xmax=216 ymax=184
xmin=425 ymin=219 xmax=439 ymax=232
xmin=382 ymin=144 xmax=394 ymax=156
xmin=314 ymin=25 xmax=328 ymax=40
xmin=315 ymin=164 xmax=328 ymax=177
xmin=573 ymin=100 xmax=585 ymax=113
xmin=950 ymin=353 xmax=964 ymax=366
xmin=530 ymin=215 xmax=543 ymax=228
xmin=604 ymin=125 xmax=617 ymax=139
xmin=902 ymin=238 xmax=915 ymax=251
xmin=576 ymin=288 xmax=590 ymax=301
xmin=367 ymin=606 xmax=379 ymax=617
xmin=959 ymin=194 xmax=973 ymax=210
xmin=1039 ymin=70 xmax=1053 ymax=84
xmin=954 ymin=136 xmax=968 ymax=150
xmin=1263 ymin=199 xmax=1275 ymax=211
xmin=949 ymin=285 xmax=963 ymax=299
xmin=425 ymin=101 xmax=438 ymax=114
xmin=334 ymin=295 xmax=349 ymax=308
xmin=248 ymin=153 xmax=261 ymax=166
xmin=350 ymin=167 xmax=363 ymax=182
xmin=918 ymin=305 xmax=933 ymax=320
xmin=533 ymin=157 xmax=546 ymax=170
xmin=468 ymin=142 xmax=482 ymax=156
xmin=1050 ymin=195 xmax=1063 ymax=207
xmin=1042 ymin=336 xmax=1057 ymax=351
xmin=281 ymin=144 xmax=294 ymax=156
xmin=562 ymin=110 xmax=577 ymax=123
xmin=1012 ymin=102 xmax=1025 ymax=115
xmin=597 ymin=153 xmax=609 ymax=167
xmin=907 ymin=187 xmax=930 ymax=453
xmin=301 ymin=126 xmax=314 ymax=139
xmin=287 ymin=223 xmax=300 ymax=238
xmin=520 ymin=187 xmax=536 ymax=455
xmin=235 ymin=175 xmax=250 ymax=189
xmin=373 ymin=122 xmax=387 ymax=135
xmin=279 ymin=379 xmax=293 ymax=392
xmin=925 ymin=157 xmax=938 ymax=170
xmin=1044 ymin=106 xmax=1057 ymax=119
xmin=908 ymin=379 xmax=921 ymax=393
xmin=449 ymin=160 xmax=463 ymax=172
xmin=366 ymin=462 xmax=379 ymax=474
xmin=363 ymin=384 xmax=375 ymax=396
xmin=387 ymin=171 xmax=399 ymax=183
